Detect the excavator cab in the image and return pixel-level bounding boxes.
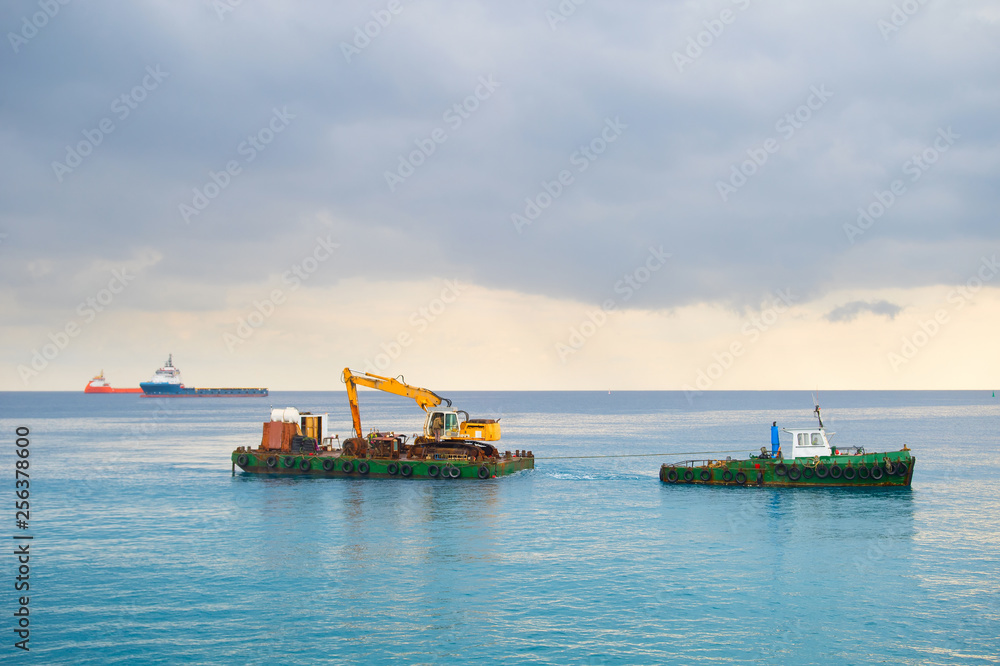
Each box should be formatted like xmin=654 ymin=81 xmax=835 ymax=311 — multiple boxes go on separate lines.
xmin=425 ymin=411 xmax=460 ymax=439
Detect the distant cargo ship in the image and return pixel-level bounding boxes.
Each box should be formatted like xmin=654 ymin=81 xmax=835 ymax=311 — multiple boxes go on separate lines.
xmin=139 ymin=354 xmax=268 ymax=397
xmin=84 ymin=371 xmax=142 ymax=394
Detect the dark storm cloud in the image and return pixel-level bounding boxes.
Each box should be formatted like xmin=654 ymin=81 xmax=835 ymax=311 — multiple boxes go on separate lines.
xmin=825 ymin=299 xmax=903 ymax=323
xmin=2 ymin=0 xmax=998 ymax=315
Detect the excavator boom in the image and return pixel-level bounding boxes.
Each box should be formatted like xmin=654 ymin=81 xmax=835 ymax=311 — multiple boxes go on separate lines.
xmin=341 ymin=368 xmax=450 ymax=438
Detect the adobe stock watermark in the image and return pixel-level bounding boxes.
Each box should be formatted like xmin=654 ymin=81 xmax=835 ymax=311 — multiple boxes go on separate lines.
xmin=122 ymin=398 xmax=174 ymax=443
xmin=79 ymin=397 xmax=178 ymax=495
xmin=545 ymin=0 xmax=587 ymax=31
xmin=877 ymin=0 xmax=930 ymax=41
xmin=887 ymin=254 xmax=998 ymax=371
xmin=672 ymin=0 xmax=752 ymax=73
xmin=179 ymin=106 xmax=294 ymax=223
xmin=383 ymin=76 xmax=500 ymax=192
xmin=211 ymin=0 xmax=245 ymax=21
xmin=18 ymin=266 xmax=144 ymax=384
xmin=844 ymin=126 xmax=958 ymax=245
xmin=51 ymin=65 xmax=170 ymax=182
xmin=726 ymin=493 xmax=766 ymax=533
xmin=341 ymin=0 xmax=405 ymax=62
xmin=850 ymin=525 xmax=907 ymax=573
xmin=362 ymin=279 xmax=464 ymax=374
xmin=223 ymin=234 xmax=340 ymax=352
xmin=555 ymin=245 xmax=670 ymax=363
xmin=716 ymin=85 xmax=833 ymax=202
xmin=511 ymin=117 xmax=627 ymax=234
xmin=7 ymin=0 xmax=72 ymax=54
xmin=682 ymin=288 xmax=796 ymax=404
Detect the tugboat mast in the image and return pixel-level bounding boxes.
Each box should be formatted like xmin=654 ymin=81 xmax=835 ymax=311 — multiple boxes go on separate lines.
xmin=813 ymin=392 xmax=824 ymax=428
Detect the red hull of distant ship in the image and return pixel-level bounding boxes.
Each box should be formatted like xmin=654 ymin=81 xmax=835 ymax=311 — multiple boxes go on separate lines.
xmin=84 ymin=372 xmax=142 ymax=393
xmin=84 ymin=383 xmax=142 ymax=394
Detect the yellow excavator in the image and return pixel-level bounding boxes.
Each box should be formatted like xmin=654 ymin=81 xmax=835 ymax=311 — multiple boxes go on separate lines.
xmin=340 ymin=368 xmax=501 ymax=462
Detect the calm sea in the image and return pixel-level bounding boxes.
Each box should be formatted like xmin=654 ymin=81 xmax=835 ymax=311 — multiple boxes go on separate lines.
xmin=1 ymin=390 xmax=998 ymax=664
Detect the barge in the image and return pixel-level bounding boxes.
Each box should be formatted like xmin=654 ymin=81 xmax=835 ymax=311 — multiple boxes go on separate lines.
xmin=232 ymin=368 xmax=534 ymax=479
xmin=232 ymin=444 xmax=535 ymax=479
xmin=660 ymin=403 xmax=914 ymax=488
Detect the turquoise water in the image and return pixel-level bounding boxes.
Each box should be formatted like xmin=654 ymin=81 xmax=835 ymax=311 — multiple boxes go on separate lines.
xmin=1 ymin=390 xmax=998 ymax=664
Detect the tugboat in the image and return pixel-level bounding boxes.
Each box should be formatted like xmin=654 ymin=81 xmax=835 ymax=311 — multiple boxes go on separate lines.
xmin=140 ymin=354 xmax=267 ymax=397
xmin=84 ymin=371 xmax=142 ymax=393
xmin=232 ymin=368 xmax=533 ymax=479
xmin=660 ymin=401 xmax=914 ymax=488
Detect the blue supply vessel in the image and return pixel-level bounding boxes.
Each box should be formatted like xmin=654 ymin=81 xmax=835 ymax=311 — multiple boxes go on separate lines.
xmin=139 ymin=354 xmax=268 ymax=397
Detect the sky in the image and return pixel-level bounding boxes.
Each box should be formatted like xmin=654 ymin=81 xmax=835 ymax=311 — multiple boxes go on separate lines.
xmin=1 ymin=0 xmax=998 ymax=392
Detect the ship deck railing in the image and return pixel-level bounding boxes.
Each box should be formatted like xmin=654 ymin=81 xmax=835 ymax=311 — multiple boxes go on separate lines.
xmin=668 ymin=459 xmax=735 ymax=468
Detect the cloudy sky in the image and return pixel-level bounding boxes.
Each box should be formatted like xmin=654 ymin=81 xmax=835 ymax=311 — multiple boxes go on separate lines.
xmin=2 ymin=0 xmax=998 ymax=391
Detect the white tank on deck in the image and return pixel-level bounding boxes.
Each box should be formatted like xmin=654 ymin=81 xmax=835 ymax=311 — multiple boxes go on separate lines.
xmin=270 ymin=407 xmax=300 ymax=423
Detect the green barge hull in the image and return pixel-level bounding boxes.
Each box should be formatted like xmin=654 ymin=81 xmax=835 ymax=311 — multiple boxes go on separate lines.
xmin=660 ymin=450 xmax=914 ymax=488
xmin=232 ymin=449 xmax=534 ymax=479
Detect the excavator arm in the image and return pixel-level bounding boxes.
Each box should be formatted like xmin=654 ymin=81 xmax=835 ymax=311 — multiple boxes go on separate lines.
xmin=341 ymin=368 xmax=451 ymax=438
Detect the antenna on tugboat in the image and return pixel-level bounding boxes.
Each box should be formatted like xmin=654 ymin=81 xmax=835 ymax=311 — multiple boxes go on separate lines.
xmin=812 ymin=391 xmax=824 ymax=428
